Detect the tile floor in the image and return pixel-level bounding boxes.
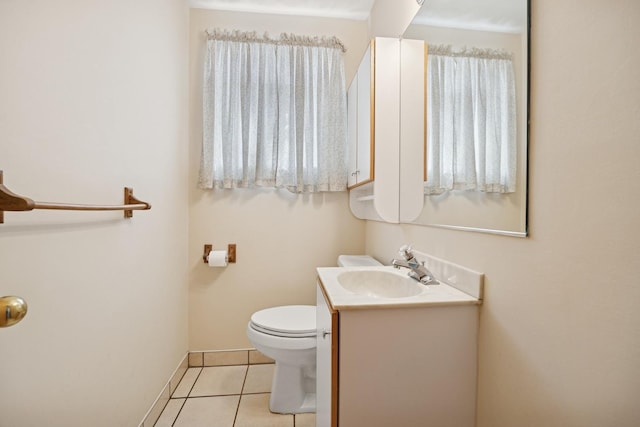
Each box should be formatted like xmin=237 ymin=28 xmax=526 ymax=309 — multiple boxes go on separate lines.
xmin=154 ymin=362 xmax=316 ymax=427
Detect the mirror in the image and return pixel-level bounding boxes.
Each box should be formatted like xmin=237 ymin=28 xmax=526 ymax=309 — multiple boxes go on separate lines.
xmin=401 ymin=0 xmax=530 ymax=236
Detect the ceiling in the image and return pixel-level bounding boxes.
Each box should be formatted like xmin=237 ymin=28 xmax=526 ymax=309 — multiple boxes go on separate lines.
xmin=189 ymin=0 xmax=527 ymax=34
xmin=189 ymin=0 xmax=376 ymax=20
xmin=412 ymin=0 xmax=527 ymax=33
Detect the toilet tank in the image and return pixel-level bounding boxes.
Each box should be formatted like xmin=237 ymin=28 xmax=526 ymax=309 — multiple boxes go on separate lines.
xmin=337 ymin=255 xmax=383 ymax=267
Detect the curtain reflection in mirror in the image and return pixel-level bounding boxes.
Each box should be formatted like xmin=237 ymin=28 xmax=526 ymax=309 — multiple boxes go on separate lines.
xmin=425 ymin=44 xmax=516 ymax=195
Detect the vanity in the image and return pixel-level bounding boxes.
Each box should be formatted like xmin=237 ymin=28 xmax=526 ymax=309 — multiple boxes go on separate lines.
xmin=315 ymin=256 xmax=483 ymax=427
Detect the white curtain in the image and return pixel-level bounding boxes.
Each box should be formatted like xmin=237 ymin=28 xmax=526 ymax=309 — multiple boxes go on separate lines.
xmin=198 ymin=30 xmax=348 ymax=193
xmin=425 ymin=45 xmax=517 ymax=195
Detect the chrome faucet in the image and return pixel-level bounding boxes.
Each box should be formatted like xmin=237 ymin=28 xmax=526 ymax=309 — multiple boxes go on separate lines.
xmin=391 ymin=245 xmax=439 ymax=285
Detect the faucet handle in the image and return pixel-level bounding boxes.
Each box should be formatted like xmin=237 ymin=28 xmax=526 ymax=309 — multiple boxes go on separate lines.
xmin=398 ymin=244 xmax=413 ymax=260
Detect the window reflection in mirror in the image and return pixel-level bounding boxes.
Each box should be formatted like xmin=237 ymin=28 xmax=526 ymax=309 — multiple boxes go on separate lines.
xmin=402 ymin=0 xmax=529 ymax=236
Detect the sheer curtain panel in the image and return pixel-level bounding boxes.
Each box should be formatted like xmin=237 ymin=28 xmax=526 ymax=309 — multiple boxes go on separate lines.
xmin=425 ymin=45 xmax=517 ymax=195
xmin=199 ymin=30 xmax=348 ymax=193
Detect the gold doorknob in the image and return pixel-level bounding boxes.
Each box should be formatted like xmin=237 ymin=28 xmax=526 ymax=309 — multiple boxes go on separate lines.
xmin=0 ymin=296 xmax=28 ymax=328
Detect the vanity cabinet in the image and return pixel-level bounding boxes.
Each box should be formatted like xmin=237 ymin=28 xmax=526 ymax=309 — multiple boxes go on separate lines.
xmin=316 ymin=284 xmax=338 ymax=427
xmin=316 ymin=279 xmax=479 ymax=427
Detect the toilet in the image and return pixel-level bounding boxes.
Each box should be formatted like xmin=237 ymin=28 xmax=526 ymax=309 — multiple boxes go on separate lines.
xmin=246 ymin=255 xmax=382 ymax=414
xmin=246 ymin=305 xmax=317 ymax=414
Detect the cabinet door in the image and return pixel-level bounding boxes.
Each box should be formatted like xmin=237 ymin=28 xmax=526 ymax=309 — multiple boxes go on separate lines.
xmin=399 ymin=38 xmax=425 ymax=222
xmin=316 ymin=283 xmax=338 ymax=427
xmin=372 ymin=37 xmax=401 ymax=222
xmin=356 ymin=44 xmax=372 ymax=186
xmin=347 ymin=77 xmax=358 ymax=188
xmin=347 ymin=42 xmax=374 ymax=189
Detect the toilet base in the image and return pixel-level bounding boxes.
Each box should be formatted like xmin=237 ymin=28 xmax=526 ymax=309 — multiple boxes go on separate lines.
xmin=268 ymin=361 xmax=317 ymax=414
xmin=270 ymin=392 xmax=316 ymax=414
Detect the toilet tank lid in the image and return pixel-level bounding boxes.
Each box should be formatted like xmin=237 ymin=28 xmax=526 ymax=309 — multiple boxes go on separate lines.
xmin=337 ymin=255 xmax=383 ymax=267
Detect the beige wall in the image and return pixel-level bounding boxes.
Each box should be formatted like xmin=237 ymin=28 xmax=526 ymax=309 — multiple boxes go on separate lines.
xmin=188 ymin=9 xmax=368 ymax=350
xmin=0 ymin=0 xmax=189 ymax=426
xmin=366 ymin=0 xmax=640 ymax=426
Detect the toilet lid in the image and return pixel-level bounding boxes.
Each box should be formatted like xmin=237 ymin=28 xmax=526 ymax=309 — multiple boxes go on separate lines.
xmin=250 ymin=305 xmax=316 ymax=338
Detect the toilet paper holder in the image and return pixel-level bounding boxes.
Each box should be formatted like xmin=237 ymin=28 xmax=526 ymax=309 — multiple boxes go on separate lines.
xmin=203 ymin=244 xmax=236 ymax=264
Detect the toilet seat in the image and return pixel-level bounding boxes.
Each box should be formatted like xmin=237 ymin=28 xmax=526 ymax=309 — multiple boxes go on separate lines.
xmin=250 ymin=305 xmax=316 ymax=338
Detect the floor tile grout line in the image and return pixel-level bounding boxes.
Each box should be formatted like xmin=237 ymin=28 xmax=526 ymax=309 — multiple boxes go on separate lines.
xmin=167 ymin=398 xmax=187 ymax=427
xmin=167 ymin=367 xmax=204 ymax=427
xmin=240 ymin=391 xmax=275 ymax=395
xmin=175 ymin=393 xmax=243 ymax=399
xmin=240 ymin=364 xmax=250 ymax=395
xmin=149 ymin=363 xmax=191 ymax=426
xmin=185 ymin=367 xmax=204 ymax=398
xmin=232 ymin=364 xmax=251 ymax=427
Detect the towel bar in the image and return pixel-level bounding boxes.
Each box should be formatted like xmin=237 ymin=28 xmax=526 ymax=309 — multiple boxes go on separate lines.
xmin=0 ymin=170 xmax=151 ymax=224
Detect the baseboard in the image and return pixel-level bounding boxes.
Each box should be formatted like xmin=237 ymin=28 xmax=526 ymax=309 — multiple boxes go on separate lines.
xmin=138 ymin=353 xmax=188 ymax=427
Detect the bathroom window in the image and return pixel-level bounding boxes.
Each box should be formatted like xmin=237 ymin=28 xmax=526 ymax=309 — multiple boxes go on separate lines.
xmin=198 ymin=30 xmax=348 ymax=193
xmin=425 ymin=45 xmax=517 ymax=195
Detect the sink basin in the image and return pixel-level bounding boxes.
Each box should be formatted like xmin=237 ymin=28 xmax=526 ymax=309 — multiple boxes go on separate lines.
xmin=337 ymin=270 xmax=424 ymax=298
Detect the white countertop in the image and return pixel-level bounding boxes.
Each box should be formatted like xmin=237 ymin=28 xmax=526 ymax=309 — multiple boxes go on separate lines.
xmin=317 ymin=266 xmax=481 ymax=310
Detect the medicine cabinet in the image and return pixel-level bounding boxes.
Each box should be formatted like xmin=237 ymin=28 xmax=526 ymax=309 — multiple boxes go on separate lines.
xmin=347 ymin=37 xmax=424 ymax=223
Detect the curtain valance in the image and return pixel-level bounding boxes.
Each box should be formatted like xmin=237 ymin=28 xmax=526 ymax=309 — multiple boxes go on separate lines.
xmin=205 ymin=29 xmax=347 ymax=52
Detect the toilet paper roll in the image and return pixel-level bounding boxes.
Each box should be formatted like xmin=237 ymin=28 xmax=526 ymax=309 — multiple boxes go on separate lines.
xmin=207 ymin=250 xmax=228 ymax=267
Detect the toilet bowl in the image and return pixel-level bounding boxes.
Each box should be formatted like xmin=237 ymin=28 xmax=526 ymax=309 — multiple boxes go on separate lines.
xmin=246 ymin=255 xmax=382 ymax=414
xmin=246 ymin=305 xmax=317 ymax=414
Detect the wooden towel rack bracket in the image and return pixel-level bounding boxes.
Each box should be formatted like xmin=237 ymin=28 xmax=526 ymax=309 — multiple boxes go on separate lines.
xmin=0 ymin=170 xmax=151 ymax=224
